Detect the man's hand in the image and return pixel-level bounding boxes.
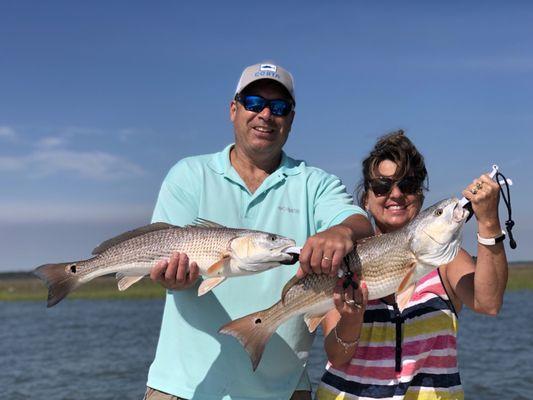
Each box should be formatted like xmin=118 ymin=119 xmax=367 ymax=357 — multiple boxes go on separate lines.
xmin=150 ymin=252 xmax=200 ymax=290
xmin=297 ymin=224 xmax=354 ymax=278
xmin=297 ymin=214 xmax=372 ymax=279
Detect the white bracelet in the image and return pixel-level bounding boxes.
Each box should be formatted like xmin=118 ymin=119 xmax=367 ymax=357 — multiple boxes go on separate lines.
xmin=334 ymin=326 xmax=359 ymax=353
xmin=477 ymin=230 xmax=506 ymax=246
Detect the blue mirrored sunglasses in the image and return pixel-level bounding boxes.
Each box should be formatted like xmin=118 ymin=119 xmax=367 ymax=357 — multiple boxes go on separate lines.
xmin=236 ymin=94 xmax=293 ymax=117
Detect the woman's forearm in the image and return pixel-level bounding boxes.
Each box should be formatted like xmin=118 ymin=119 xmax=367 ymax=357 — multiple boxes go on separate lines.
xmin=472 ymin=230 xmax=508 ymax=315
xmin=324 ymin=314 xmax=364 ymax=368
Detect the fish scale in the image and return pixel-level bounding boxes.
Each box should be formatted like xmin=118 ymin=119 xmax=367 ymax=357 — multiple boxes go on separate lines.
xmin=351 ymin=229 xmax=417 ymax=300
xmin=79 ymin=227 xmax=238 ymax=279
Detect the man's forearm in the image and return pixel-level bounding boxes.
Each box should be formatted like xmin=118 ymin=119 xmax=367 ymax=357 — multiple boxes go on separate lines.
xmin=338 ymin=214 xmax=374 ymax=242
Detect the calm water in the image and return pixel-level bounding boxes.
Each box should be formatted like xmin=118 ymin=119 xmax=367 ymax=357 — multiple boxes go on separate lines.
xmin=1 ymin=292 xmax=532 ymax=399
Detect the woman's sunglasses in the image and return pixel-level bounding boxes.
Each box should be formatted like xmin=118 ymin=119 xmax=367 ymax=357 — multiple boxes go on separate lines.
xmin=368 ymin=176 xmax=421 ymax=197
xmin=236 ymin=94 xmax=293 ymax=117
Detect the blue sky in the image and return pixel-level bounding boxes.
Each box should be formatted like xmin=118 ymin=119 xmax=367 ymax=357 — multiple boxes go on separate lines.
xmin=1 ymin=1 xmax=531 ymax=272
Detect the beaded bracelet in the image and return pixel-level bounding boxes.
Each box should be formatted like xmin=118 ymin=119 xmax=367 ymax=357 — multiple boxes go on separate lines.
xmin=334 ymin=326 xmax=359 ymax=353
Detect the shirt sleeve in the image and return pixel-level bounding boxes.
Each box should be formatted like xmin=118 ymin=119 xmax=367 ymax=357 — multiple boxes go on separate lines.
xmin=312 ymin=171 xmax=367 ymax=232
xmin=151 ymin=161 xmax=200 ymax=226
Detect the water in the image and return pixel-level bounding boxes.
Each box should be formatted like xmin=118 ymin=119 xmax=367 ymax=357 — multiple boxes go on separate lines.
xmin=2 ymin=292 xmax=532 ymax=399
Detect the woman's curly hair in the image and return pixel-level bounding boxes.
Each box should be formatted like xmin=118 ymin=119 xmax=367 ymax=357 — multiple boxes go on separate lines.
xmin=356 ymin=129 xmax=429 ymax=206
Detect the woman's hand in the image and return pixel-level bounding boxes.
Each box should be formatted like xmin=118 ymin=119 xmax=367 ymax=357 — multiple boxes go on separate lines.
xmin=322 ymin=279 xmax=368 ymax=367
xmin=333 ymin=278 xmax=368 ymax=319
xmin=462 ymin=174 xmax=501 ymax=235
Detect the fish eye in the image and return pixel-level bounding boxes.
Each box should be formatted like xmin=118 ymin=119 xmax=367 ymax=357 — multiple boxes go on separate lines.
xmin=268 ymin=234 xmax=278 ymax=241
xmin=434 ymin=208 xmax=443 ymax=216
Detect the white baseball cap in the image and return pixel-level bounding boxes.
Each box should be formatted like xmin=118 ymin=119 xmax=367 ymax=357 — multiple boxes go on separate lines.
xmin=235 ymin=63 xmax=295 ymax=103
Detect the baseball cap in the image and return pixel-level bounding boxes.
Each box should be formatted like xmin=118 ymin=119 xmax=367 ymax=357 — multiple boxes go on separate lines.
xmin=235 ymin=63 xmax=296 ymax=103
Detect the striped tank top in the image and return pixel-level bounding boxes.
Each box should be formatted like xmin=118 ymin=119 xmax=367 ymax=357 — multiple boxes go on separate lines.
xmin=316 ymin=269 xmax=463 ymax=400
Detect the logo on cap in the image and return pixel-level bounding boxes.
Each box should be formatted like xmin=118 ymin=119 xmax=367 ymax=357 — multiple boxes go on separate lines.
xmin=260 ymin=64 xmax=277 ymax=72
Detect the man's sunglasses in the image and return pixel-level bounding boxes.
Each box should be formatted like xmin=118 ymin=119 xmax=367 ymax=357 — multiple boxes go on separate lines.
xmin=368 ymin=176 xmax=421 ymax=197
xmin=236 ymin=94 xmax=293 ymax=117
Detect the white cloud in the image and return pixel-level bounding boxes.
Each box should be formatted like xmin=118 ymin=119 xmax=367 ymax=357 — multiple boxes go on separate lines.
xmin=0 ymin=126 xmax=17 ymax=140
xmin=37 ymin=136 xmax=66 ymax=149
xmin=0 ymin=201 xmax=152 ymax=224
xmin=0 ymin=125 xmax=149 ymax=180
xmin=0 ymin=148 xmax=145 ymax=180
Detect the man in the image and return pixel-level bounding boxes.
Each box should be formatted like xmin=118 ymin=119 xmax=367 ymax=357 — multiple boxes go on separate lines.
xmin=145 ymin=63 xmax=373 ymax=400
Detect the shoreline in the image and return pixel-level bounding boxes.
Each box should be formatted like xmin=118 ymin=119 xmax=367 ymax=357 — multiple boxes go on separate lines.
xmin=2 ymin=263 xmax=532 ymax=302
xmin=0 ymin=275 xmax=165 ymax=302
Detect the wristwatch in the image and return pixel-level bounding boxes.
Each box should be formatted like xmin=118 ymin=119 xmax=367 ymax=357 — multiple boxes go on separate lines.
xmin=477 ymin=230 xmax=506 ymax=246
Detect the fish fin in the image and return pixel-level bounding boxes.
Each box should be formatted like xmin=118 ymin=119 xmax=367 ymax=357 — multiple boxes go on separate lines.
xmin=92 ymin=222 xmax=176 ymax=255
xmin=219 ymin=310 xmax=276 ymax=371
xmin=395 ymin=263 xmax=417 ymax=312
xmin=33 ymin=262 xmax=84 ymax=307
xmin=397 ymin=263 xmax=417 ymax=293
xmin=304 ymin=313 xmax=327 ymax=333
xmin=396 ymin=283 xmax=416 ymax=313
xmin=281 ymin=275 xmax=301 ymax=305
xmin=186 ymin=218 xmax=226 ymax=229
xmin=198 ymin=276 xmax=226 ymax=296
xmin=206 ymin=256 xmax=231 ymax=275
xmin=116 ymin=273 xmax=145 ymax=291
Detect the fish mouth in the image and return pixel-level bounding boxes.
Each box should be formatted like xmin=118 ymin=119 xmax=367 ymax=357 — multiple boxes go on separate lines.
xmin=282 ymin=246 xmax=301 ymax=255
xmin=279 ymin=245 xmax=301 ymax=265
xmin=453 ymin=202 xmax=469 ymax=223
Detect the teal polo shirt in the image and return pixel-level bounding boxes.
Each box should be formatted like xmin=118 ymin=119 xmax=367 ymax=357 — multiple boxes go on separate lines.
xmin=147 ymin=144 xmax=366 ymax=400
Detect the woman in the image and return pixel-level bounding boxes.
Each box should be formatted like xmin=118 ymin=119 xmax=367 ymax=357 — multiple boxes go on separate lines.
xmin=316 ymin=131 xmax=508 ymax=400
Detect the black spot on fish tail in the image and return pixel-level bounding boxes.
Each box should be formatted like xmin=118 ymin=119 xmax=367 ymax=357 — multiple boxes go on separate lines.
xmin=219 ymin=311 xmax=277 ymax=371
xmin=33 ymin=262 xmax=83 ymax=307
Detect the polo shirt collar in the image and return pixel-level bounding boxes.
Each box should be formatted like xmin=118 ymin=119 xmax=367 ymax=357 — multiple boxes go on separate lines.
xmin=207 ymin=143 xmax=302 ymax=178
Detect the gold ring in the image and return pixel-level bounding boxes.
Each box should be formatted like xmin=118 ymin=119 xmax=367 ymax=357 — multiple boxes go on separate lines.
xmin=475 ymin=182 xmax=483 ymax=190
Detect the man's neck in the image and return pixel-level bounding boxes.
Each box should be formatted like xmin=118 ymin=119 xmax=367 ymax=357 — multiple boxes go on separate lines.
xmin=230 ymin=146 xmax=282 ymax=193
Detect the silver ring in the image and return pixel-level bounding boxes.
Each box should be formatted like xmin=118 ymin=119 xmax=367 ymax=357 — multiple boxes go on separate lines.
xmin=471 ymin=188 xmax=478 ymax=195
xmin=323 ymin=256 xmax=331 ymax=261
xmin=345 ymin=299 xmax=362 ymax=309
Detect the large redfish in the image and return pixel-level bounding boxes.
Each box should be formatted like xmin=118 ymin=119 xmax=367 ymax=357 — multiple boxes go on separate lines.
xmin=34 ymin=219 xmax=296 ymax=307
xmin=219 ymin=198 xmax=468 ymax=370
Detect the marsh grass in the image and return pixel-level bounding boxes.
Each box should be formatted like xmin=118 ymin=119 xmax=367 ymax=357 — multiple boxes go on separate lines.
xmin=1 ymin=263 xmax=532 ymax=302
xmin=0 ymin=274 xmax=165 ymax=302
xmin=505 ymin=264 xmax=533 ymax=291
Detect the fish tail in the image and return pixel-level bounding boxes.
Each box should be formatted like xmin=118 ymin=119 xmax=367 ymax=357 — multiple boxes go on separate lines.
xmin=33 ymin=262 xmax=83 ymax=307
xmin=219 ymin=309 xmax=278 ymax=371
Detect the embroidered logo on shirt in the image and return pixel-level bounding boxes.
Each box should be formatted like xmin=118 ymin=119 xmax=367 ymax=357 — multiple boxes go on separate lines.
xmin=278 ymin=206 xmax=300 ymax=214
